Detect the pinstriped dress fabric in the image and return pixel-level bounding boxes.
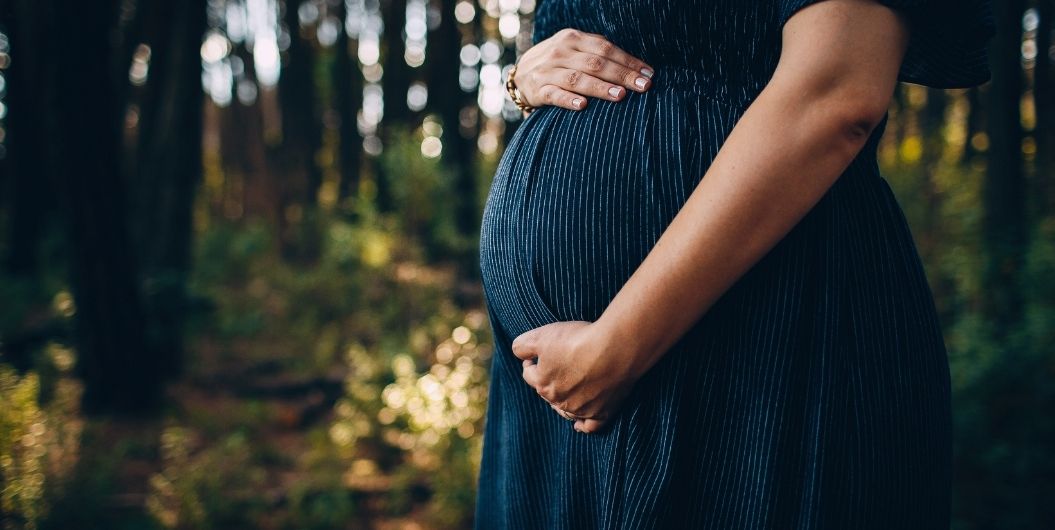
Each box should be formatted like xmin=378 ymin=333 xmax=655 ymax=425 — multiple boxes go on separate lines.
xmin=475 ymin=1 xmax=994 ymax=528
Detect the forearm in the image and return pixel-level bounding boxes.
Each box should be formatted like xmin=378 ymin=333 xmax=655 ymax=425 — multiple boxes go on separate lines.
xmin=594 ymin=80 xmax=883 ymax=380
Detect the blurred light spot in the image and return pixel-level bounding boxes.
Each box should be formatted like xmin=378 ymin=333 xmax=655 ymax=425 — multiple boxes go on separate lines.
xmin=480 ymin=40 xmax=502 ymax=64
xmin=361 ymin=83 xmax=384 ymax=133
xmin=0 ymin=53 xmax=9 ymax=70
xmin=970 ymin=132 xmax=988 ymax=152
xmin=125 ymin=105 xmax=140 ymax=129
xmin=460 ymin=44 xmax=480 ymax=66
xmin=363 ymin=62 xmax=382 ymax=83
xmin=237 ymin=78 xmax=258 ymax=105
xmin=200 ymin=32 xmax=231 ymax=63
xmin=478 ymin=130 xmax=498 ymax=154
xmin=298 ymin=1 xmax=319 ymax=26
xmin=407 ymin=81 xmax=428 ymax=111
xmin=498 ymin=13 xmax=520 ymax=39
xmin=1023 ymin=8 xmax=1038 ymax=32
xmin=128 ymin=44 xmax=151 ymax=86
xmin=318 ymin=15 xmax=340 ymax=47
xmin=364 ymin=134 xmax=382 ymax=156
xmin=359 ymin=33 xmax=380 ymax=65
xmin=405 ymin=44 xmax=426 ymax=67
xmin=1022 ymin=136 xmax=1036 ymax=156
xmin=899 ymin=136 xmax=923 ymax=163
xmin=455 ymin=1 xmax=475 ymax=23
xmin=1022 ymin=39 xmax=1037 ymax=62
xmin=253 ymin=35 xmax=280 ymax=86
xmin=52 ymin=290 xmax=76 ymax=317
xmin=459 ymin=65 xmax=478 ymax=92
xmin=452 ymin=326 xmax=472 ymax=345
xmin=421 ymin=136 xmax=441 ymax=158
xmin=226 ymin=2 xmax=248 ymax=43
xmin=422 ymin=115 xmax=442 ymax=137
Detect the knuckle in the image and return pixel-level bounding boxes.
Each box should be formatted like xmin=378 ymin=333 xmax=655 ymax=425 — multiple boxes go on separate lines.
xmin=584 ymin=55 xmax=604 ymax=72
xmin=565 ymin=70 xmax=582 ymax=87
xmin=561 ymin=28 xmax=581 ymax=40
xmin=597 ymin=40 xmax=615 ymax=56
xmin=541 ymin=86 xmax=556 ymax=104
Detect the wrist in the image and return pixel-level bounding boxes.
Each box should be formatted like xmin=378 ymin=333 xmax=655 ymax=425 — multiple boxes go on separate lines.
xmin=590 ymin=310 xmax=659 ymax=383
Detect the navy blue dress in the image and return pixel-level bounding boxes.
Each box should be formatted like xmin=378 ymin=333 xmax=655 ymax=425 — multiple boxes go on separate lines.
xmin=475 ymin=1 xmax=994 ymax=528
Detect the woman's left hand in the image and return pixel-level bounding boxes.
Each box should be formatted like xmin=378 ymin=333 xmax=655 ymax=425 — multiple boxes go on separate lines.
xmin=510 ymin=320 xmax=641 ymax=434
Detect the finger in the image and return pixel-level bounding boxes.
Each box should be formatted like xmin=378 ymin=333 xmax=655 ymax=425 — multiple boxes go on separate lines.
xmin=510 ymin=331 xmax=536 ymax=361
xmin=561 ymin=29 xmax=655 ymax=82
xmin=533 ymin=84 xmax=588 ymax=111
xmin=576 ymin=418 xmax=607 ymax=434
xmin=536 ymin=67 xmax=631 ymax=103
xmin=522 ymin=362 xmax=543 ymax=391
xmin=556 ymin=49 xmax=653 ymax=94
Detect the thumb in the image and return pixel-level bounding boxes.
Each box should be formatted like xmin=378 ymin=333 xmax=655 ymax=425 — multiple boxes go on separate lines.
xmin=574 ymin=418 xmax=608 ymax=434
xmin=510 ymin=330 xmax=538 ymax=362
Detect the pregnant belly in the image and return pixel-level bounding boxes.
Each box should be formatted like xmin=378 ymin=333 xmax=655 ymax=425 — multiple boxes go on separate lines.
xmin=479 ymin=87 xmax=742 ymax=339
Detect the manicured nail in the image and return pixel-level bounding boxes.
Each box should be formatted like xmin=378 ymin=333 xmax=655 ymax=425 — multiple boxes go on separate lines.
xmin=572 ymin=97 xmax=583 ymax=108
xmin=640 ymin=67 xmax=654 ymax=78
xmin=635 ymin=77 xmax=648 ymax=89
xmin=608 ymin=86 xmax=621 ymax=98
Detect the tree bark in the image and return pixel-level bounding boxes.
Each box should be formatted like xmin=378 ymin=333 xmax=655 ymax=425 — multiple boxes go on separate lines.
xmin=51 ymin=0 xmax=160 ymax=415
xmin=983 ymin=0 xmax=1027 ymax=331
xmin=427 ymin=0 xmax=479 ymax=263
xmin=1 ymin=0 xmax=54 ymax=277
xmin=129 ymin=0 xmax=207 ymax=380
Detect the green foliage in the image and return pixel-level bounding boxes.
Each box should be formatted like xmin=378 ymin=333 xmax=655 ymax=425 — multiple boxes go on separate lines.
xmin=146 ymin=428 xmax=268 ymax=530
xmin=380 ymin=124 xmax=466 ymax=262
xmin=0 ymin=356 xmax=82 ymax=530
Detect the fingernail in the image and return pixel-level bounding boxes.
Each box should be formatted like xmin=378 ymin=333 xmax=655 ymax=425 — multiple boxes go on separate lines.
xmin=608 ymin=86 xmax=621 ymax=98
xmin=572 ymin=97 xmax=583 ymax=108
xmin=640 ymin=67 xmax=654 ymax=78
xmin=635 ymin=77 xmax=648 ymax=89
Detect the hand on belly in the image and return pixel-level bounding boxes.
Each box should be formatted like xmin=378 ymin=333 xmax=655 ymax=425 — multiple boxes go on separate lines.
xmin=510 ymin=320 xmax=642 ymax=433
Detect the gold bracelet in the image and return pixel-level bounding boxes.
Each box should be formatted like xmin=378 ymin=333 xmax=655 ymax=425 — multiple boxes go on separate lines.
xmin=505 ymin=63 xmax=537 ymax=115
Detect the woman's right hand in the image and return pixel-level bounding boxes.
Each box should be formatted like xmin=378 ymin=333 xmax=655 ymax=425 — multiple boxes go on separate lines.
xmin=512 ymin=28 xmax=655 ymax=111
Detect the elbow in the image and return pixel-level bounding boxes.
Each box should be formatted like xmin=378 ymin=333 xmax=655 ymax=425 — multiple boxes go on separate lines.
xmin=830 ymin=87 xmax=892 ymax=144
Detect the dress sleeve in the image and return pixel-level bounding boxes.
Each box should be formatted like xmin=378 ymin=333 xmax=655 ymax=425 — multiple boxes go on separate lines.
xmin=778 ymin=0 xmax=996 ymax=89
xmin=532 ymin=0 xmax=574 ymax=46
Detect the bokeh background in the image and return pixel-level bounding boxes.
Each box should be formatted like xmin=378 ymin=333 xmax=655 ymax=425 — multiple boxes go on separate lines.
xmin=0 ymin=1 xmax=1051 ymax=529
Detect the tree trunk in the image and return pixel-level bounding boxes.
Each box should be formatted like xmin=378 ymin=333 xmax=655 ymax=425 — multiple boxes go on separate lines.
xmin=377 ymin=0 xmax=412 ymax=212
xmin=333 ymin=0 xmax=364 ymax=204
xmin=983 ymin=0 xmax=1027 ymax=331
xmin=278 ymin=0 xmax=323 ymax=207
xmin=51 ymin=0 xmax=161 ymax=415
xmin=129 ymin=0 xmax=207 ymax=380
xmin=1034 ymin=0 xmax=1054 ymax=211
xmin=427 ymin=0 xmax=479 ymax=268
xmin=1 ymin=0 xmax=54 ymax=277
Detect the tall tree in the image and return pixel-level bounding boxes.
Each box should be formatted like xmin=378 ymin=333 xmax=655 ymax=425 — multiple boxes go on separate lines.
xmin=278 ymin=0 xmax=324 ymax=207
xmin=333 ymin=0 xmax=365 ymax=203
xmin=50 ymin=0 xmax=159 ymax=415
xmin=984 ymin=0 xmax=1027 ymax=331
xmin=427 ymin=0 xmax=478 ymax=262
xmin=1034 ymin=0 xmax=1054 ymax=210
xmin=376 ymin=0 xmax=412 ymax=212
xmin=129 ymin=0 xmax=207 ymax=380
xmin=1 ymin=0 xmax=54 ymax=278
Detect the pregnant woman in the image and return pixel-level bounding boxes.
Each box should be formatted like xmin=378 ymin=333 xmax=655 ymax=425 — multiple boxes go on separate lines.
xmin=475 ymin=0 xmax=994 ymax=527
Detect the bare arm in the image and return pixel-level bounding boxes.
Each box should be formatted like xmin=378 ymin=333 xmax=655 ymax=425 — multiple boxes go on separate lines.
xmin=512 ymin=0 xmax=911 ymax=432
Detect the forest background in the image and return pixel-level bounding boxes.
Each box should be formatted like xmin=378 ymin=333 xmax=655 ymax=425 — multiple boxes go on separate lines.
xmin=0 ymin=0 xmax=1051 ymax=528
